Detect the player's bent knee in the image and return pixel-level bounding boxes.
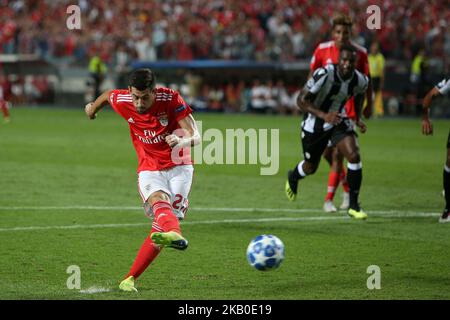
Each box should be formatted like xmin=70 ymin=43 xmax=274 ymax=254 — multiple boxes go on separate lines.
xmin=346 ymin=152 xmax=361 ymax=164
xmin=148 ymin=191 xmax=170 ymax=204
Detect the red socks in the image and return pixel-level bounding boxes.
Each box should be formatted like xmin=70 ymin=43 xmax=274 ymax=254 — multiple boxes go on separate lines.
xmin=325 ymin=171 xmax=340 ymax=201
xmin=325 ymin=166 xmax=349 ymax=201
xmin=124 ymin=200 xmax=181 ymax=280
xmin=125 ymin=231 xmax=161 ymax=279
xmin=152 ymin=200 xmax=181 ymax=234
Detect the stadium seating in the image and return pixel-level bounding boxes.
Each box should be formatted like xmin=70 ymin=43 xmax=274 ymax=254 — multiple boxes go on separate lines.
xmin=1 ymin=0 xmax=448 ymax=64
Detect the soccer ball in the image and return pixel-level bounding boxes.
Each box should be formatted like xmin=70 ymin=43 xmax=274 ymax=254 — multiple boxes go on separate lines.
xmin=246 ymin=235 xmax=285 ymax=271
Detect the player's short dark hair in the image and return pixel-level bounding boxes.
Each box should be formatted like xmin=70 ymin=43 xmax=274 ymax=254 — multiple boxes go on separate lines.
xmin=332 ymin=14 xmax=353 ymax=29
xmin=340 ymin=44 xmax=357 ymax=55
xmin=129 ymin=68 xmax=156 ymax=91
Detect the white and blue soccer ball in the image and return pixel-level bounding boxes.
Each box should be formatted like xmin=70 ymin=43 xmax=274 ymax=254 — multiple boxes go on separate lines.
xmin=246 ymin=235 xmax=285 ymax=271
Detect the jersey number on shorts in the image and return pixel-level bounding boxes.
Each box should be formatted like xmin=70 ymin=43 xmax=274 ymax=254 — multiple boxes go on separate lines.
xmin=173 ymin=194 xmax=189 ymax=215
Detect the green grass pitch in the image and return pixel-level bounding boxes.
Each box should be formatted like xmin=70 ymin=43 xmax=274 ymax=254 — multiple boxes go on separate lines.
xmin=0 ymin=107 xmax=449 ymax=299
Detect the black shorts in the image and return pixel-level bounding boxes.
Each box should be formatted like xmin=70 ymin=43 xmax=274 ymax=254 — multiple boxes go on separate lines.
xmin=301 ymin=120 xmax=356 ymax=164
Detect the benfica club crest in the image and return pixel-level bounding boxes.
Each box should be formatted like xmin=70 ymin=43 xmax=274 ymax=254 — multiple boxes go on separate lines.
xmin=157 ymin=113 xmax=168 ymax=126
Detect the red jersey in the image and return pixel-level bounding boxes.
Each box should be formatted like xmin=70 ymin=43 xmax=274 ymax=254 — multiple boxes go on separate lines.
xmin=310 ymin=40 xmax=369 ymax=119
xmin=108 ymin=87 xmax=193 ymax=172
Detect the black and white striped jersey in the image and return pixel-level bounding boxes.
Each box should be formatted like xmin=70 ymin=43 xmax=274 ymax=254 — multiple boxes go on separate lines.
xmin=436 ymin=78 xmax=450 ymax=95
xmin=302 ymin=64 xmax=368 ymax=133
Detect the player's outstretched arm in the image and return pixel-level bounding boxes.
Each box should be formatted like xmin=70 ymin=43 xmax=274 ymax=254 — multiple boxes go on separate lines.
xmin=85 ymin=90 xmax=112 ymax=120
xmin=421 ymin=87 xmax=440 ymax=135
xmin=165 ymin=114 xmax=201 ymax=148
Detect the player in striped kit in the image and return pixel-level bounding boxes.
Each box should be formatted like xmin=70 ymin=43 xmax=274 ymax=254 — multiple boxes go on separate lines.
xmin=285 ymin=45 xmax=369 ymax=219
xmin=309 ymin=14 xmax=372 ymax=213
xmin=421 ymin=77 xmax=450 ymax=223
xmin=85 ymin=68 xmax=200 ymax=291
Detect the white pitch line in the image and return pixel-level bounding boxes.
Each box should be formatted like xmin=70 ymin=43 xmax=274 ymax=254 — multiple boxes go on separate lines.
xmin=0 ymin=206 xmax=140 ymax=211
xmin=0 ymin=205 xmax=440 ymax=216
xmin=0 ymin=217 xmax=345 ymax=232
xmin=79 ymin=287 xmax=111 ymax=294
xmin=0 ymin=223 xmax=148 ymax=232
xmin=197 ymin=207 xmax=440 ymax=216
xmin=0 ymin=212 xmax=440 ymax=233
xmin=184 ymin=216 xmax=348 ymax=224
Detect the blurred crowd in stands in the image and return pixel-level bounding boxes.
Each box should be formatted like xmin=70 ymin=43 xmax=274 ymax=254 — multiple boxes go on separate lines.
xmin=0 ymin=73 xmax=55 ymax=106
xmin=1 ymin=0 xmax=449 ymax=64
xmin=169 ymin=77 xmax=302 ymax=114
xmin=0 ymin=0 xmax=448 ymax=114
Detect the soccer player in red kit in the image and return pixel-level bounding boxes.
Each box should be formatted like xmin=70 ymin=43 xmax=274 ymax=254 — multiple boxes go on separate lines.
xmin=309 ymin=14 xmax=372 ymax=213
xmin=85 ymin=69 xmax=200 ymax=292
